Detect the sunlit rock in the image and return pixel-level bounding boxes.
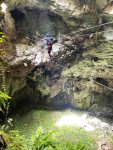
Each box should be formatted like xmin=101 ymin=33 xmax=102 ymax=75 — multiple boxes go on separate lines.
xmin=1 ymin=3 xmax=7 ymax=13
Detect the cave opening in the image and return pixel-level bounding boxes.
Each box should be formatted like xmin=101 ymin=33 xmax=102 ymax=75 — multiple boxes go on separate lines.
xmin=10 ymin=9 xmax=25 ymax=23
xmin=10 ymin=8 xmax=28 ymax=38
xmin=10 ymin=7 xmax=68 ymax=39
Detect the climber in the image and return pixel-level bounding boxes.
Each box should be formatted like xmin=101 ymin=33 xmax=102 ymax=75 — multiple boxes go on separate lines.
xmin=45 ymin=33 xmax=53 ymax=58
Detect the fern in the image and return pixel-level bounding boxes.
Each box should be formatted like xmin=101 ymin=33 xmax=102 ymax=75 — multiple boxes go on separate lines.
xmin=30 ymin=126 xmax=57 ymax=150
xmin=0 ymin=90 xmax=11 ymax=108
xmin=0 ymin=128 xmax=88 ymax=150
xmin=75 ymin=142 xmax=86 ymax=150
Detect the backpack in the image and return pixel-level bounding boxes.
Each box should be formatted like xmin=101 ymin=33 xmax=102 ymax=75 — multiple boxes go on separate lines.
xmin=48 ymin=40 xmax=52 ymax=46
xmin=46 ymin=37 xmax=52 ymax=45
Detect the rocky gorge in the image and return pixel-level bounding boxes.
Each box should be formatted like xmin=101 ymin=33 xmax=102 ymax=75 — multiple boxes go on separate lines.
xmin=1 ymin=0 xmax=113 ymax=149
xmin=0 ymin=0 xmax=113 ymax=115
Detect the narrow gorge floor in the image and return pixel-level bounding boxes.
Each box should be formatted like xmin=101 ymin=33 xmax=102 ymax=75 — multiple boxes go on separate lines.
xmin=12 ymin=107 xmax=113 ymax=149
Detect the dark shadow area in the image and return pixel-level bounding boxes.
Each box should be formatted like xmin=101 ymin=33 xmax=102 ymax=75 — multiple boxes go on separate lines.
xmin=95 ymin=77 xmax=108 ymax=86
xmin=10 ymin=9 xmax=28 ymax=37
xmin=10 ymin=9 xmax=25 ymax=23
xmin=10 ymin=7 xmax=68 ymax=39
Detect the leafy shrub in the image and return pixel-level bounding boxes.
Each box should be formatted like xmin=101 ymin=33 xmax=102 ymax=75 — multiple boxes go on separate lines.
xmin=30 ymin=126 xmax=58 ymax=150
xmin=0 ymin=130 xmax=28 ymax=150
xmin=0 ymin=127 xmax=87 ymax=150
xmin=7 ymin=130 xmax=28 ymax=150
xmin=0 ymin=90 xmax=11 ymax=108
xmin=0 ymin=129 xmax=11 ymax=148
xmin=30 ymin=127 xmax=86 ymax=150
xmin=0 ymin=90 xmax=11 ymax=121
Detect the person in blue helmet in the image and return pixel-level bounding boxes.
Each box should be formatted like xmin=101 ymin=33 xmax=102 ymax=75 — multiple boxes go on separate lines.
xmin=45 ymin=33 xmax=53 ymax=58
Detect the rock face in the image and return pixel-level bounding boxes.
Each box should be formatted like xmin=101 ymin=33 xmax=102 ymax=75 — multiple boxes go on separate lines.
xmin=10 ymin=8 xmax=68 ymax=38
xmin=4 ymin=10 xmax=16 ymax=41
xmin=1 ymin=0 xmax=113 ymax=116
xmin=25 ymin=34 xmax=113 ymax=117
xmin=4 ymin=0 xmax=108 ymax=38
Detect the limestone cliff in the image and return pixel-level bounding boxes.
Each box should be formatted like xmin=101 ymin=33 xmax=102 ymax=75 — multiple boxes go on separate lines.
xmin=1 ymin=0 xmax=113 ymax=116
xmin=4 ymin=0 xmax=108 ymax=37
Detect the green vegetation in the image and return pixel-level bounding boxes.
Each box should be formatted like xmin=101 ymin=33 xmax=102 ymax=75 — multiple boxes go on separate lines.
xmin=30 ymin=127 xmax=58 ymax=150
xmin=0 ymin=1 xmax=113 ymax=150
xmin=11 ymin=109 xmax=97 ymax=150
xmin=0 ymin=91 xmax=11 ymax=123
xmin=58 ymin=127 xmax=96 ymax=150
xmin=0 ymin=31 xmax=11 ymax=121
xmin=0 ymin=127 xmax=95 ymax=150
xmin=0 ymin=129 xmax=27 ymax=150
xmin=0 ymin=90 xmax=11 ymax=109
xmin=0 ymin=32 xmax=6 ymax=43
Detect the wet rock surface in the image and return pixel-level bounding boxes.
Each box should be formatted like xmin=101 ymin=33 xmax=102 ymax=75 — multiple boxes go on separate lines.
xmin=1 ymin=0 xmax=113 ymax=118
xmin=1 ymin=29 xmax=113 ymax=118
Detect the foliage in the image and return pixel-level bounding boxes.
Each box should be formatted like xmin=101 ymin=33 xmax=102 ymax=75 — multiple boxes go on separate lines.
xmin=58 ymin=141 xmax=85 ymax=150
xmin=0 ymin=127 xmax=88 ymax=150
xmin=0 ymin=91 xmax=11 ymax=122
xmin=0 ymin=90 xmax=11 ymax=108
xmin=7 ymin=130 xmax=28 ymax=150
xmin=0 ymin=32 xmax=5 ymax=43
xmin=0 ymin=129 xmax=11 ymax=146
xmin=74 ymin=128 xmax=96 ymax=150
xmin=0 ymin=130 xmax=28 ymax=150
xmin=30 ymin=126 xmax=58 ymax=150
xmin=0 ymin=32 xmax=6 ymax=57
xmin=57 ymin=127 xmax=96 ymax=150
